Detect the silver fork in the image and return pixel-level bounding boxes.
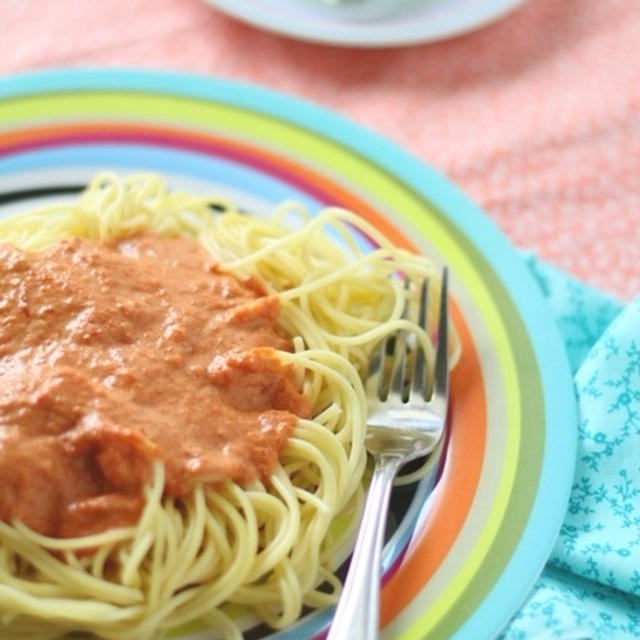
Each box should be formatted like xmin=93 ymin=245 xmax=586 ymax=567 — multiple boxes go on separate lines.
xmin=326 ymin=268 xmax=450 ymax=640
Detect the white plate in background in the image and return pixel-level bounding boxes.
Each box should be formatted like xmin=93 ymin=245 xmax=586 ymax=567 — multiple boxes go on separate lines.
xmin=202 ymin=0 xmax=527 ymax=47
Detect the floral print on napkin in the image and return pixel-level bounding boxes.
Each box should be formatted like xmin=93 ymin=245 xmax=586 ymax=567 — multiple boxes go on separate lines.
xmin=501 ymin=257 xmax=640 ymax=639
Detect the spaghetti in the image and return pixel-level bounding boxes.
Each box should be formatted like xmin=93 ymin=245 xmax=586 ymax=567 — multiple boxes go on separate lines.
xmin=0 ymin=173 xmax=453 ymax=640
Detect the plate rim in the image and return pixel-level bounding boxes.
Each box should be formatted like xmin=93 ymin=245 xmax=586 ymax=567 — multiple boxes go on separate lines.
xmin=200 ymin=0 xmax=528 ymax=47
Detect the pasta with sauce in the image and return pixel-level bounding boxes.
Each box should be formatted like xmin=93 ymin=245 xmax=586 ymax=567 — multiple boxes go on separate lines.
xmin=0 ymin=173 xmax=456 ymax=640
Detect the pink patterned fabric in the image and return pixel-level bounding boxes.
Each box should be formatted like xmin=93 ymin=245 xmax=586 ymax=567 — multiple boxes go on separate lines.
xmin=2 ymin=0 xmax=639 ymax=298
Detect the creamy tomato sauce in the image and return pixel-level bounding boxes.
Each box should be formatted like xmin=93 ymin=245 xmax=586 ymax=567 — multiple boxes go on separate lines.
xmin=0 ymin=233 xmax=310 ymax=538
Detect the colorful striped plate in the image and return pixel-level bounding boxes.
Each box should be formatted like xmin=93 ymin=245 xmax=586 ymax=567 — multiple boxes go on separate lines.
xmin=0 ymin=69 xmax=576 ymax=640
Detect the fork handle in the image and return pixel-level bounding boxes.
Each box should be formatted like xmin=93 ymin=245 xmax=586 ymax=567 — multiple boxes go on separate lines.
xmin=326 ymin=454 xmax=403 ymax=640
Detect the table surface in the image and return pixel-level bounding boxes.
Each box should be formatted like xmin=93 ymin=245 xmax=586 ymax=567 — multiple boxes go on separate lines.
xmin=1 ymin=0 xmax=639 ymax=300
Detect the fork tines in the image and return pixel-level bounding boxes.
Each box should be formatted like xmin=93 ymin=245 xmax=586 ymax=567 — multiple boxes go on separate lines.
xmin=372 ymin=268 xmax=448 ymax=408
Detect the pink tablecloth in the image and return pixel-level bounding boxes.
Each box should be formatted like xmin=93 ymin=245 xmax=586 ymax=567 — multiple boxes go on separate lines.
xmin=2 ymin=0 xmax=639 ymax=299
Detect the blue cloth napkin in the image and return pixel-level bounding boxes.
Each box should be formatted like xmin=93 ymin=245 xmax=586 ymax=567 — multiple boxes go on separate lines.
xmin=500 ymin=256 xmax=640 ymax=639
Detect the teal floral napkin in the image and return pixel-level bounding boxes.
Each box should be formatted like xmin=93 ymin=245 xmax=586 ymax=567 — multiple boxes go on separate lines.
xmin=501 ymin=256 xmax=640 ymax=639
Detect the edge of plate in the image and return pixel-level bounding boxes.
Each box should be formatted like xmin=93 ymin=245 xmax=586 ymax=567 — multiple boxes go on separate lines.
xmin=199 ymin=0 xmax=528 ymax=48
